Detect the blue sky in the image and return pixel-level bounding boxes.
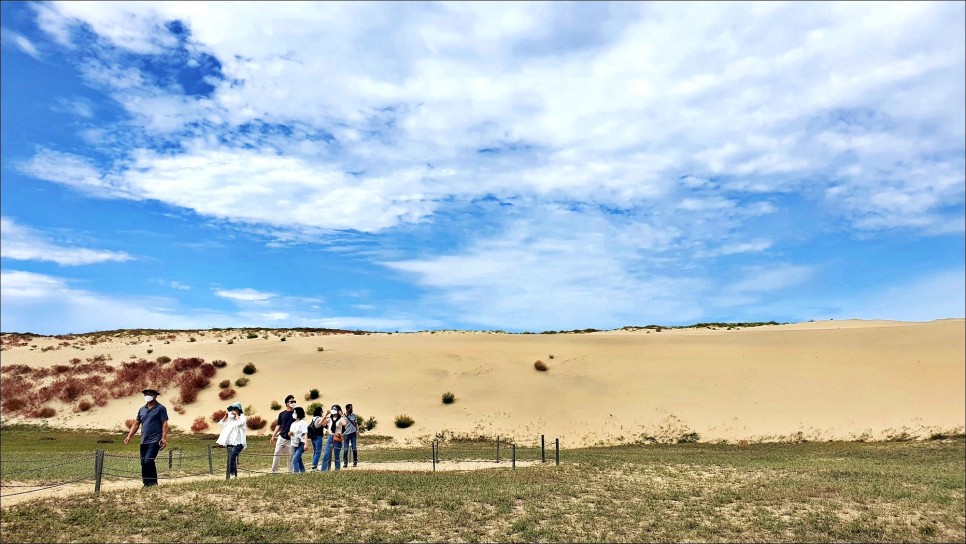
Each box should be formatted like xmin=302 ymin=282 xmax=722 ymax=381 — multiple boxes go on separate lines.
xmin=1 ymin=1 xmax=963 ymax=335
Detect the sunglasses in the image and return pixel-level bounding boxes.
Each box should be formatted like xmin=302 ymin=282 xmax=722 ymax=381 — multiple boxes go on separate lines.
xmin=288 ymin=401 xmax=297 ymax=405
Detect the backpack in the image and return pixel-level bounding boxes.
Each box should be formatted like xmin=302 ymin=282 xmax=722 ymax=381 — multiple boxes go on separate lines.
xmin=306 ymin=417 xmax=320 ymax=440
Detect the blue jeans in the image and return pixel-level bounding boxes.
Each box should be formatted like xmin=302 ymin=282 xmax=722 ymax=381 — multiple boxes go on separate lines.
xmin=342 ymin=432 xmax=358 ymax=465
xmin=310 ymin=435 xmax=325 ymax=468
xmin=292 ymin=442 xmax=306 ymax=473
xmin=139 ymin=441 xmax=162 ymax=486
xmin=227 ymin=444 xmax=244 ymax=477
xmin=321 ymin=434 xmax=341 ymax=471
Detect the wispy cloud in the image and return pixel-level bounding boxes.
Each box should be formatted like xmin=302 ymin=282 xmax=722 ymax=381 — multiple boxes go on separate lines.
xmin=213 ymin=288 xmax=277 ymax=302
xmin=1 ymin=28 xmax=41 ymax=59
xmin=0 ymin=217 xmax=133 ymax=266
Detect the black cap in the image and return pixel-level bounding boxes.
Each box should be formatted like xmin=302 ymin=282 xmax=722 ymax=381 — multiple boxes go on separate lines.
xmin=142 ymin=388 xmax=160 ymax=396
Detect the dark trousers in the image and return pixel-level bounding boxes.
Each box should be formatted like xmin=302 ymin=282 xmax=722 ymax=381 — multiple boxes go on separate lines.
xmin=227 ymin=444 xmax=244 ymax=477
xmin=140 ymin=442 xmax=161 ymax=487
xmin=342 ymin=432 xmax=358 ymax=465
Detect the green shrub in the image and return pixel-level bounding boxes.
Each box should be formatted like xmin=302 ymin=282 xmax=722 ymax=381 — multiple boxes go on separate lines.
xmin=394 ymin=414 xmax=415 ymax=429
xmin=246 ymin=332 xmax=258 ymax=339
xmin=242 ymin=362 xmax=257 ymax=375
xmin=234 ymin=377 xmax=250 ymax=387
xmin=212 ymin=359 xmax=227 ymax=368
xmin=270 ymin=400 xmax=281 ymax=411
xmin=364 ymin=416 xmax=378 ymax=432
xmin=306 ymin=388 xmax=319 ymax=400
xmin=442 ymin=391 xmax=456 ymax=404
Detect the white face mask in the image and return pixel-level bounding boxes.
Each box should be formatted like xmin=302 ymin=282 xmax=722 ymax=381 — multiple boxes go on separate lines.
xmin=144 ymin=395 xmax=155 ymax=403
xmin=330 ymin=409 xmax=338 ymax=415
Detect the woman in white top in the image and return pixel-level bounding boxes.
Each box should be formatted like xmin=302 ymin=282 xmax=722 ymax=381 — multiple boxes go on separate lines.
xmin=216 ymin=402 xmax=247 ymax=479
xmin=287 ymin=406 xmax=308 ymax=473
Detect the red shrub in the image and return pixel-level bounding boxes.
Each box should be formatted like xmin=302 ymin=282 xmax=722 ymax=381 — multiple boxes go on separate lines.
xmin=34 ymin=407 xmax=56 ymax=418
xmin=246 ymin=416 xmax=267 ymax=430
xmin=179 ymin=385 xmax=198 ymax=404
xmin=124 ymin=418 xmax=137 ymax=429
xmin=94 ymin=397 xmax=108 ymax=407
xmin=193 ymin=375 xmax=210 ymax=390
xmin=218 ymin=388 xmax=236 ymax=400
xmin=199 ymin=363 xmax=216 ymax=378
xmin=52 ymin=365 xmax=71 ymax=375
xmin=70 ymin=358 xmax=82 ymax=365
xmin=2 ymin=398 xmax=26 ymax=412
xmin=57 ymin=381 xmax=84 ymax=403
xmin=190 ymin=417 xmax=209 ymax=432
xmin=211 ymin=409 xmax=227 ymax=422
xmin=75 ymin=400 xmax=93 ymax=412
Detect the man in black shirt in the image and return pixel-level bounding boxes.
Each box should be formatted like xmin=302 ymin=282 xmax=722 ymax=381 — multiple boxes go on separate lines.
xmin=124 ymin=388 xmax=168 ymax=487
xmin=269 ymin=394 xmax=297 ymax=473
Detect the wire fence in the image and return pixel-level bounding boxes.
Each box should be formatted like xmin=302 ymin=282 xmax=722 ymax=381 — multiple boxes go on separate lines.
xmin=0 ymin=433 xmax=561 ymax=499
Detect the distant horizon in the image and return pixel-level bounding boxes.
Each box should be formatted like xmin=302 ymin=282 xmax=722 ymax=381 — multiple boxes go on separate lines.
xmin=4 ymin=317 xmax=964 ymax=338
xmin=2 ymin=2 xmax=963 ymax=335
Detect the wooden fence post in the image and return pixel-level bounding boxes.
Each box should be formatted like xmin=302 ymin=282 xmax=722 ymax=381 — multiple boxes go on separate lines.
xmin=496 ymin=436 xmax=500 ymax=463
xmin=555 ymin=438 xmax=560 ymax=466
xmin=541 ymin=435 xmax=545 ymax=463
xmin=512 ymin=443 xmax=516 ymax=470
xmin=207 ymin=445 xmax=213 ymax=475
xmin=94 ymin=450 xmax=104 ymax=494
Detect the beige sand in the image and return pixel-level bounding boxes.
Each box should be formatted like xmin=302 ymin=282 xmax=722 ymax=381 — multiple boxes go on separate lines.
xmin=2 ymin=319 xmax=963 ymax=446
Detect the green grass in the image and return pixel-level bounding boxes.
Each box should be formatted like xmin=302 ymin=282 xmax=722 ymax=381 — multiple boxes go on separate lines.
xmin=1 ymin=424 xmax=963 ymax=542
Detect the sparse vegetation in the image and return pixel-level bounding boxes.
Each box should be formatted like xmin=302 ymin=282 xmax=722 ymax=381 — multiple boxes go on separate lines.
xmin=270 ymin=400 xmax=281 ymax=411
xmin=212 ymin=359 xmax=227 ymax=368
xmin=242 ymin=362 xmax=257 ymax=375
xmin=246 ymin=415 xmax=267 ymax=430
xmin=218 ymin=388 xmax=236 ymax=400
xmin=534 ymin=360 xmax=549 ymax=371
xmin=219 ymin=379 xmax=231 ymax=389
xmin=394 ymin=414 xmax=415 ymax=428
xmin=234 ymin=377 xmax=250 ymax=387
xmin=306 ymin=388 xmax=319 ymax=400
xmin=211 ymin=409 xmax=227 ymax=423
xmin=442 ymin=391 xmax=456 ymax=404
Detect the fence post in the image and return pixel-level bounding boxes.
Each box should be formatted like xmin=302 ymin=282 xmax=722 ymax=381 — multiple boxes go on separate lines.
xmin=496 ymin=436 xmax=500 ymax=463
xmin=225 ymin=447 xmax=231 ymax=480
xmin=432 ymin=440 xmax=436 ymax=473
xmin=169 ymin=448 xmax=174 ymax=469
xmin=512 ymin=443 xmax=516 ymax=470
xmin=207 ymin=445 xmax=213 ymax=475
xmin=555 ymin=438 xmax=560 ymax=466
xmin=541 ymin=435 xmax=545 ymax=463
xmin=94 ymin=450 xmax=104 ymax=494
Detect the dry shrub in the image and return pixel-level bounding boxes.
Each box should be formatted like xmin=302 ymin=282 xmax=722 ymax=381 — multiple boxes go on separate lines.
xmin=246 ymin=416 xmax=267 ymax=430
xmin=34 ymin=407 xmax=56 ymax=418
xmin=242 ymin=362 xmax=257 ymax=375
xmin=212 ymin=359 xmax=227 ymax=368
xmin=534 ymin=360 xmax=549 ymax=371
xmin=75 ymin=399 xmax=93 ymax=412
xmin=2 ymin=398 xmax=26 ymax=412
xmin=211 ymin=409 xmax=227 ymax=422
xmin=219 ymin=388 xmax=237 ymax=400
xmin=179 ymin=385 xmax=198 ymax=404
xmin=173 ymin=404 xmax=185 ymax=414
xmin=190 ymin=417 xmax=209 ymax=432
xmin=219 ymin=379 xmax=231 ymax=389
xmin=124 ymin=418 xmax=136 ymax=429
xmin=199 ymin=363 xmax=217 ymax=378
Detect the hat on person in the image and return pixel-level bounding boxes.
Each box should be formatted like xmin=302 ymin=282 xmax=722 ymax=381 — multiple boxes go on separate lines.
xmin=227 ymin=402 xmax=243 ymax=413
xmin=142 ymin=388 xmax=160 ymax=396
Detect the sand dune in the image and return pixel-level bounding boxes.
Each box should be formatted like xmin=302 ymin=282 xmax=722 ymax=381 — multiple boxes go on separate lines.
xmin=1 ymin=319 xmax=963 ymax=446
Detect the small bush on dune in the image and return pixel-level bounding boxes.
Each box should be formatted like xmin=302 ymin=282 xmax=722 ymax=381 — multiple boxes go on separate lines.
xmin=442 ymin=391 xmax=456 ymax=404
xmin=199 ymin=363 xmax=217 ymax=378
xmin=35 ymin=407 xmax=56 ymax=418
xmin=211 ymin=409 xmax=227 ymax=422
xmin=305 ymin=388 xmax=319 ymax=400
xmin=156 ymin=356 xmax=171 ymax=364
xmin=212 ymin=359 xmax=227 ymax=368
xmin=234 ymin=377 xmax=250 ymax=387
xmin=124 ymin=418 xmax=136 ymax=429
xmin=247 ymin=416 xmax=267 ymax=430
xmin=190 ymin=417 xmax=209 ymax=432
xmin=219 ymin=388 xmax=237 ymax=400
xmin=534 ymin=360 xmax=549 ymax=371
xmin=394 ymin=414 xmax=415 ymax=429
xmin=2 ymin=398 xmax=26 ymax=412
xmin=242 ymin=362 xmax=257 ymax=375
xmin=173 ymin=404 xmax=185 ymax=414
xmin=270 ymin=400 xmax=281 ymax=410
xmin=306 ymin=402 xmax=323 ymax=416
xmin=75 ymin=400 xmax=93 ymax=412
xmin=219 ymin=379 xmax=231 ymax=389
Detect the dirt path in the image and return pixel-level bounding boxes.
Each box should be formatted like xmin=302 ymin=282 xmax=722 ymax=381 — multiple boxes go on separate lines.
xmin=0 ymin=459 xmax=539 ymax=508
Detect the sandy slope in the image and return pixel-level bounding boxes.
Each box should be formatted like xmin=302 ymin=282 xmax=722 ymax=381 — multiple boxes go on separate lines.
xmin=1 ymin=320 xmax=963 ymax=446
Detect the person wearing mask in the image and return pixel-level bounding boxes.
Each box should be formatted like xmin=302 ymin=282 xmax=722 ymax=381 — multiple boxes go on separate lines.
xmin=341 ymin=403 xmax=359 ymax=468
xmin=269 ymin=394 xmax=297 ymax=473
xmin=288 ymin=407 xmax=308 ymax=474
xmin=309 ymin=406 xmax=326 ymax=471
xmin=321 ymin=404 xmax=345 ymax=472
xmin=123 ymin=388 xmax=169 ymax=488
xmin=216 ymin=402 xmax=247 ymax=479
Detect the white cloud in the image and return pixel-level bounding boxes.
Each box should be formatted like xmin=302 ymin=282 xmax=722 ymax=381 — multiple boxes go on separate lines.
xmin=0 ymin=217 xmax=133 ymax=265
xmin=1 ymin=29 xmax=42 ymax=59
xmin=213 ymin=288 xmax=277 ymax=302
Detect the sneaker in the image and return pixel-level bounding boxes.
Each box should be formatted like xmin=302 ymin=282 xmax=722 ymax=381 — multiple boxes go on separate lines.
xmin=353 ymin=463 xmax=357 ymax=467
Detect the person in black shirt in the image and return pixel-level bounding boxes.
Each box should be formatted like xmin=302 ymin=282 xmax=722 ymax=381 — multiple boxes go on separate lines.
xmin=269 ymin=394 xmax=297 ymax=473
xmin=124 ymin=388 xmax=168 ymax=487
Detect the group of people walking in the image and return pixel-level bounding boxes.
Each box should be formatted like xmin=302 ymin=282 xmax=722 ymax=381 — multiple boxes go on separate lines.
xmin=125 ymin=387 xmax=360 ymax=487
xmin=268 ymin=395 xmax=360 ymax=474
